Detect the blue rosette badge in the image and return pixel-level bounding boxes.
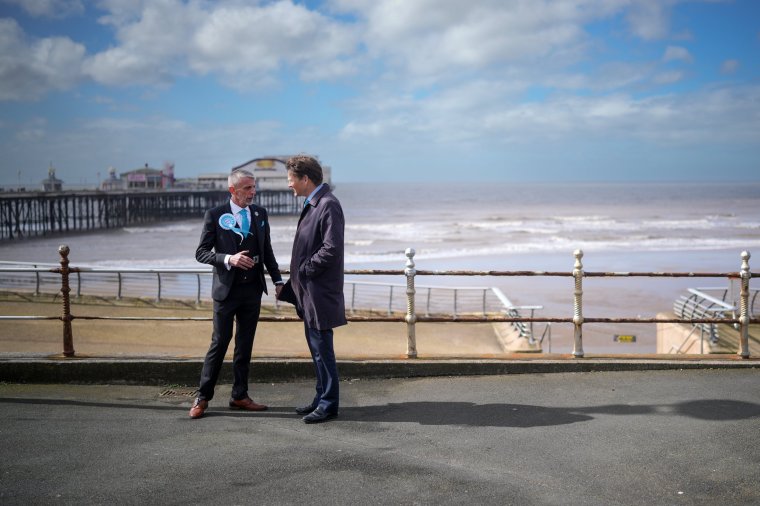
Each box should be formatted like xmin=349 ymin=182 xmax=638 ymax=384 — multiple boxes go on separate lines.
xmin=218 ymin=213 xmax=244 ymax=242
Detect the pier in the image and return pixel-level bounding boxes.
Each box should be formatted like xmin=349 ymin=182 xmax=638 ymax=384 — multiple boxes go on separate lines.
xmin=0 ymin=189 xmax=300 ymax=240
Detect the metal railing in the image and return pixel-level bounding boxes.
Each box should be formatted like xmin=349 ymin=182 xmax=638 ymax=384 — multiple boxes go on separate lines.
xmin=0 ymin=246 xmax=757 ymax=358
xmin=0 ymin=262 xmax=531 ymax=318
xmin=674 ymin=289 xmax=735 ymax=343
xmin=670 ymin=285 xmax=760 ymax=355
xmin=695 ymin=286 xmax=759 ymax=319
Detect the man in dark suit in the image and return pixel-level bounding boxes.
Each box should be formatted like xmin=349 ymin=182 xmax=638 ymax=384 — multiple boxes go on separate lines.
xmin=281 ymin=155 xmax=346 ymax=424
xmin=189 ymin=168 xmax=283 ymax=419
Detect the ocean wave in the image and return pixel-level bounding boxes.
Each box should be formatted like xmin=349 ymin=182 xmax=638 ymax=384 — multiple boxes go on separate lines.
xmin=86 ymin=258 xmax=204 ymax=269
xmin=344 ymin=236 xmax=760 ymax=264
xmin=123 ymin=224 xmax=199 ymax=234
xmin=345 ymin=216 xmax=743 ymax=239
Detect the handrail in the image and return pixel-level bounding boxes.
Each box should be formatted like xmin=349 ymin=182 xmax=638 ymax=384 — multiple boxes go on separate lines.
xmin=686 ymin=288 xmax=736 ymax=310
xmin=0 ymin=267 xmax=516 ymax=317
xmin=0 ymin=246 xmax=756 ymax=359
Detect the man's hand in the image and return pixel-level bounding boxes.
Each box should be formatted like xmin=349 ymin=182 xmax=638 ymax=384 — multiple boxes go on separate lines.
xmin=229 ymin=250 xmax=255 ymax=270
xmin=275 ymin=284 xmax=283 ymax=299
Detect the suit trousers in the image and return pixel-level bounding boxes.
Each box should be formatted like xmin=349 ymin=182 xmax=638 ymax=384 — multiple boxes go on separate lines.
xmin=198 ymin=282 xmax=263 ymax=401
xmin=304 ymin=323 xmax=339 ymax=413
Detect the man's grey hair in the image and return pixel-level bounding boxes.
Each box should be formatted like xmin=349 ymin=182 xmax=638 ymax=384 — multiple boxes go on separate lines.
xmin=229 ymin=168 xmax=255 ymax=188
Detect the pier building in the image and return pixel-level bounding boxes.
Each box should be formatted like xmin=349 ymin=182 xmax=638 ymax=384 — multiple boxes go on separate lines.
xmin=41 ymin=165 xmax=63 ymax=192
xmin=0 ymin=154 xmax=330 ymax=240
xmin=100 ymin=163 xmax=175 ymax=191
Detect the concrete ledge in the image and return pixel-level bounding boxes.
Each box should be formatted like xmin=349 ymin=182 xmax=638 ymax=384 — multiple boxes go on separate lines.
xmin=1 ymin=355 xmax=758 ymax=385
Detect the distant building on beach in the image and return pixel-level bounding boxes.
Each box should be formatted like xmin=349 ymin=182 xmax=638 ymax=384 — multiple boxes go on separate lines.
xmin=100 ymin=166 xmax=122 ymax=191
xmin=195 ymin=155 xmax=331 ymax=191
xmin=234 ymin=155 xmax=331 ymax=190
xmin=196 ymin=173 xmax=229 ymax=190
xmin=41 ymin=164 xmax=63 ymax=192
xmin=100 ymin=162 xmax=176 ymax=191
xmin=10 ymin=156 xmax=331 ymax=194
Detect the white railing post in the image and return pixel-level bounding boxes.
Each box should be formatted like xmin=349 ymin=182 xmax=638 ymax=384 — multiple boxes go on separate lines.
xmin=739 ymin=251 xmax=751 ymax=358
xmin=572 ymin=249 xmax=585 ymax=358
xmin=404 ymin=248 xmax=418 ymax=358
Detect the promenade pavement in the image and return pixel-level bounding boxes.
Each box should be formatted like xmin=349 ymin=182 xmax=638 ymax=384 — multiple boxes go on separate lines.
xmin=1 ymin=369 xmax=758 ymax=505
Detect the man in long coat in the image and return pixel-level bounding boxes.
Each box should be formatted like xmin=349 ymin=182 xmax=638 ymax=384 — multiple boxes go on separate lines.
xmin=281 ymin=155 xmax=346 ymax=423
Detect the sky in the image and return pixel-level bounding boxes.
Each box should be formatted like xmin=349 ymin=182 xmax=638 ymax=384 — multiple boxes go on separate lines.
xmin=0 ymin=0 xmax=758 ymax=186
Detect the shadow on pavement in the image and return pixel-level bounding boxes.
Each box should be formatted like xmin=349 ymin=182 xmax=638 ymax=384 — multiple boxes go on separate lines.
xmin=1 ymin=397 xmax=758 ymax=427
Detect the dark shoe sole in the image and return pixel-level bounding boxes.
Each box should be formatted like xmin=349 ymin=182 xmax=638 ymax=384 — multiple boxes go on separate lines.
xmin=228 ymin=404 xmax=268 ymax=411
xmin=303 ymin=412 xmax=338 ymax=424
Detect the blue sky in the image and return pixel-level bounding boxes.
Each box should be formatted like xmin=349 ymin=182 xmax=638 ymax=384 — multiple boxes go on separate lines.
xmin=0 ymin=0 xmax=758 ymax=186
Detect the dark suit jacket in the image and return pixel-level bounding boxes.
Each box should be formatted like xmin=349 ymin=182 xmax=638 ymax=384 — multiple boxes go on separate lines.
xmin=286 ymin=185 xmax=347 ymax=330
xmin=196 ymin=202 xmax=282 ymax=301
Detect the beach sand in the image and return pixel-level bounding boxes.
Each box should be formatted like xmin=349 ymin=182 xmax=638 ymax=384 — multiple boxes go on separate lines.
xmin=0 ymin=297 xmax=507 ymax=359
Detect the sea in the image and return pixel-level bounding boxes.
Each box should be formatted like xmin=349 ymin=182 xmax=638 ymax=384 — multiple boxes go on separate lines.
xmin=2 ymin=181 xmax=759 ymax=353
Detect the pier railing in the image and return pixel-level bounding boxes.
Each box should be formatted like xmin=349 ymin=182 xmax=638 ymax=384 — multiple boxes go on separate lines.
xmin=0 ymin=246 xmax=757 ymax=358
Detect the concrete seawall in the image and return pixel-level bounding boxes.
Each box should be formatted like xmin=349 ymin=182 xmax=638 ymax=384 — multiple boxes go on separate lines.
xmin=1 ymin=355 xmax=758 ymax=385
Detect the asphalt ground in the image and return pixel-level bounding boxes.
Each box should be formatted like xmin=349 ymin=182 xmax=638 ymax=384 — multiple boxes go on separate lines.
xmin=0 ymin=369 xmax=758 ymax=505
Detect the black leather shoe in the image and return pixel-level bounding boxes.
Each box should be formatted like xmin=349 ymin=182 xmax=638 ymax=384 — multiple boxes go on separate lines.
xmin=303 ymin=407 xmax=338 ymax=424
xmin=295 ymin=403 xmax=317 ymax=415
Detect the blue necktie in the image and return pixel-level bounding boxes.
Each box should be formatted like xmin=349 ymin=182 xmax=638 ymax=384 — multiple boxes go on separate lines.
xmin=239 ymin=209 xmax=250 ymax=237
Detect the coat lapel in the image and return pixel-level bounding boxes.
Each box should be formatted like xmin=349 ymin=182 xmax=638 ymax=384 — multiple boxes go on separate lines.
xmin=250 ymin=205 xmax=265 ymax=253
xmin=298 ymin=185 xmax=329 ymax=226
xmin=218 ymin=203 xmax=239 ymax=248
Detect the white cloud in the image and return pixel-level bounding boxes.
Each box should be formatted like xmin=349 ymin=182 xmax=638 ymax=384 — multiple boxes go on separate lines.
xmin=720 ymin=59 xmax=739 ymax=74
xmin=94 ymin=0 xmax=150 ymax=26
xmin=625 ymin=0 xmax=673 ymax=40
xmin=0 ymin=18 xmax=86 ymax=100
xmin=662 ymin=45 xmax=693 ymax=63
xmin=340 ymin=81 xmax=760 ymax=147
xmin=82 ymin=0 xmax=360 ymax=89
xmin=652 ymin=70 xmax=684 ymax=84
xmin=83 ymin=0 xmax=675 ymax=91
xmin=331 ymin=0 xmax=604 ymax=82
xmin=15 ymin=117 xmax=47 ymax=141
xmin=1 ymin=0 xmax=84 ymax=18
xmin=1 ymin=113 xmax=315 ymax=180
xmin=83 ymin=0 xmax=202 ymax=86
xmin=191 ymin=2 xmax=359 ymax=83
xmin=2 ymin=0 xmax=720 ymax=98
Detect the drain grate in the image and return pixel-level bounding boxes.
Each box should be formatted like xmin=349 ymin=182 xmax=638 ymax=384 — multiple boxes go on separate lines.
xmin=159 ymin=388 xmax=198 ymax=397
